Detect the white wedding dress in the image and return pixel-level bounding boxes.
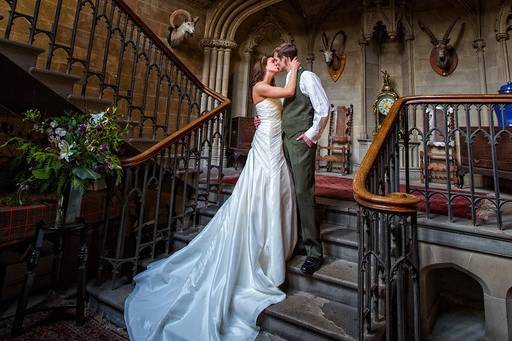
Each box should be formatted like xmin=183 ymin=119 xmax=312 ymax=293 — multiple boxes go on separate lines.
xmin=124 ymin=97 xmax=297 ymax=341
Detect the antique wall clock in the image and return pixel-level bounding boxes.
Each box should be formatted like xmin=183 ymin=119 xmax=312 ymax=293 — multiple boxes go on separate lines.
xmin=373 ymin=70 xmax=399 ymax=133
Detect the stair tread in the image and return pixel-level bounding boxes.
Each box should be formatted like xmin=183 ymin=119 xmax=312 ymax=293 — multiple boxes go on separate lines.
xmin=0 ymin=38 xmax=45 ymax=54
xmin=287 ymin=256 xmax=357 ymax=289
xmin=198 ymin=205 xmax=220 ymax=217
xmin=67 ymin=94 xmax=112 ymax=104
xmin=320 ymin=225 xmax=358 ymax=247
xmin=255 ymin=331 xmax=289 ymax=341
xmin=29 ymin=67 xmax=81 ymax=80
xmin=263 ymin=290 xmax=357 ymax=341
xmin=316 ymin=196 xmax=358 ymax=212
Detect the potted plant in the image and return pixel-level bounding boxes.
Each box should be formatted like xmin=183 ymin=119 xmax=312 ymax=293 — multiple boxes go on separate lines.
xmin=1 ymin=108 xmax=126 ymax=226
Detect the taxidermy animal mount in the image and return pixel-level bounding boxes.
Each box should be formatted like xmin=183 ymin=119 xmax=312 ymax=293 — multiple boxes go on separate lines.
xmin=167 ymin=9 xmax=199 ymax=48
xmin=320 ymin=30 xmax=347 ymax=82
xmin=418 ymin=17 xmax=461 ymax=76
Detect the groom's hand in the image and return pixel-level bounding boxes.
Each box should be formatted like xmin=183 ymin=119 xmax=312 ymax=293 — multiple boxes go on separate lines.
xmin=254 ymin=116 xmax=261 ymax=128
xmin=296 ymin=133 xmax=314 ymax=148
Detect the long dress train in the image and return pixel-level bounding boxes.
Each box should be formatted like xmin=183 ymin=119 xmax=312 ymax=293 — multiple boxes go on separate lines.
xmin=124 ymin=97 xmax=297 ymax=341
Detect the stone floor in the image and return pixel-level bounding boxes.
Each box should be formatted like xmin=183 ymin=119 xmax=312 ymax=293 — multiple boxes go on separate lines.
xmin=429 ymin=308 xmax=486 ymax=341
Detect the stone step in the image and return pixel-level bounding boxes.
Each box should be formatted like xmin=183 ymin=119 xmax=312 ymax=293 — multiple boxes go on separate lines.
xmin=286 ymin=256 xmax=358 ymax=307
xmin=255 ymin=331 xmax=290 ymax=341
xmin=321 ymin=224 xmax=358 ymax=262
xmin=67 ymin=94 xmax=111 ymax=113
xmin=258 ymin=290 xmax=357 ymax=341
xmin=214 ymin=185 xmax=358 ymax=228
xmin=29 ymin=67 xmax=80 ymax=97
xmin=0 ymin=38 xmax=45 ymax=71
xmin=317 ymin=197 xmax=358 ymax=228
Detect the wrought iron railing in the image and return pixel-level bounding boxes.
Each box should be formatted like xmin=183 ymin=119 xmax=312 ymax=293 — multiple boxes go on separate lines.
xmin=354 ymin=95 xmax=512 ymax=340
xmin=1 ymin=0 xmax=204 ymax=141
xmin=101 ymin=95 xmax=229 ymax=288
xmin=1 ymin=0 xmax=231 ymax=287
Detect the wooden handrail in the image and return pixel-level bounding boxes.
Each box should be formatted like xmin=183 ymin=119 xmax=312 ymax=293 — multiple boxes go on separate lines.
xmin=122 ymin=98 xmax=231 ymax=168
xmin=353 ymin=94 xmax=512 ymax=213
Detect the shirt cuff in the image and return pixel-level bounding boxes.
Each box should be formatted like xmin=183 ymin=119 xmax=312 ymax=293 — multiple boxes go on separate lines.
xmin=304 ymin=128 xmax=319 ymax=144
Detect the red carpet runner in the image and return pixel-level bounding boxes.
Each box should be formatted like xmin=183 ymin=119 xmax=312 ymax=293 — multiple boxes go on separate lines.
xmin=222 ymin=174 xmax=494 ymax=223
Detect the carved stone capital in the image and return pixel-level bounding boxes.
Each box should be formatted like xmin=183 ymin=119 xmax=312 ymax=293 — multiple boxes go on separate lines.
xmin=496 ymin=32 xmax=510 ymax=42
xmin=201 ymin=39 xmax=238 ymax=49
xmin=359 ymin=36 xmax=370 ymax=46
xmin=473 ymin=38 xmax=486 ymax=52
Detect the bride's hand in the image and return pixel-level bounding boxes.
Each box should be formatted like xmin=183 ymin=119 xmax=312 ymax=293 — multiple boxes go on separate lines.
xmin=289 ymin=57 xmax=300 ymax=71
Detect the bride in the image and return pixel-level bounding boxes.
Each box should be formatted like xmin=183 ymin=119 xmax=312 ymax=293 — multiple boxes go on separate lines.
xmin=124 ymin=55 xmax=301 ymax=341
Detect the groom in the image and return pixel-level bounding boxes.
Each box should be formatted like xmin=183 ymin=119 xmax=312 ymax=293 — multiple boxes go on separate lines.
xmin=272 ymin=43 xmax=329 ymax=274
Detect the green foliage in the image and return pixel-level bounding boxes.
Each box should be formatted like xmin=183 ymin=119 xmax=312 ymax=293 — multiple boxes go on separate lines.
xmin=1 ymin=107 xmax=127 ymax=197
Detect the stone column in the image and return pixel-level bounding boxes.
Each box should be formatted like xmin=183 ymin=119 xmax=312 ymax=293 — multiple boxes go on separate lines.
xmin=200 ymin=45 xmax=211 ymax=112
xmin=241 ymin=49 xmax=253 ymax=116
xmin=359 ymin=38 xmax=369 ymax=139
xmin=497 ymin=33 xmax=511 ymax=83
xmin=473 ymin=38 xmax=488 ymax=93
xmin=405 ymin=35 xmax=415 ymax=96
xmin=306 ymin=53 xmax=315 ymax=71
xmin=221 ymin=48 xmax=231 ymax=96
xmin=215 ymin=48 xmax=224 ymax=93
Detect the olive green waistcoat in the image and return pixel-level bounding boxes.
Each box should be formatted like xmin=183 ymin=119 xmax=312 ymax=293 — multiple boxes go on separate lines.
xmin=282 ymin=69 xmax=314 ymax=137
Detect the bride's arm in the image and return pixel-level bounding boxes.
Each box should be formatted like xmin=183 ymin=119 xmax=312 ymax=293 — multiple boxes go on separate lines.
xmin=254 ymin=58 xmax=300 ymax=99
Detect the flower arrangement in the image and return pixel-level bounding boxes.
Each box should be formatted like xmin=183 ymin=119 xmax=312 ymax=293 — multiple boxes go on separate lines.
xmin=2 ymin=107 xmax=127 ymax=200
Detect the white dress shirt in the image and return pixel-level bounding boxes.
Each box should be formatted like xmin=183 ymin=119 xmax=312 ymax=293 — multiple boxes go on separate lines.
xmin=285 ymin=68 xmax=329 ymax=143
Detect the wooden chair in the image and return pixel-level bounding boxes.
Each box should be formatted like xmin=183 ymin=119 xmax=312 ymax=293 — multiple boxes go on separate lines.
xmin=419 ymin=105 xmax=459 ymax=185
xmin=316 ymin=104 xmax=353 ymax=175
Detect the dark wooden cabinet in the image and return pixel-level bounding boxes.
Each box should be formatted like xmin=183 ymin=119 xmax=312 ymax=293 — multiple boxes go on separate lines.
xmin=230 ymin=116 xmax=256 ymax=150
xmin=460 ymin=127 xmax=512 ymax=180
xmin=229 ymin=117 xmax=256 ymax=169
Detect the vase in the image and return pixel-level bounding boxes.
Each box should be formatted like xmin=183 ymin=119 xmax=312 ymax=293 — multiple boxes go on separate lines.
xmin=55 ymin=184 xmax=83 ymax=226
xmin=494 ymin=82 xmax=512 ymax=127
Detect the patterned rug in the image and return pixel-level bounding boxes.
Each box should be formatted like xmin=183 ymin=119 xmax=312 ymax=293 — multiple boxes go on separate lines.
xmin=0 ymin=310 xmax=128 ymax=341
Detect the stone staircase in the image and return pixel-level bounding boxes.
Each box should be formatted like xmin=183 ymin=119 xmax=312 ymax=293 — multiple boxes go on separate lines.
xmin=214 ymin=184 xmax=359 ymax=341
xmin=89 ymin=182 xmax=361 ymax=340
xmin=0 ymin=38 xmax=111 ymax=114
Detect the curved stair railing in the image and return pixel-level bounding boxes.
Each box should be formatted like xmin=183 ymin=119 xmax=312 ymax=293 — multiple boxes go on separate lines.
xmin=1 ymin=0 xmax=231 ymax=287
xmin=354 ymin=95 xmax=512 ymax=340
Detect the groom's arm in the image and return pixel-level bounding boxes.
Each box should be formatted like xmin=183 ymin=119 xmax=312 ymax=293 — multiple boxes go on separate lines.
xmin=300 ymin=71 xmax=329 ymax=143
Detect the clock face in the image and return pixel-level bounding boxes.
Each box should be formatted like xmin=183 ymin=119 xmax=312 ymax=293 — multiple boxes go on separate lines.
xmin=377 ymin=95 xmax=396 ymax=116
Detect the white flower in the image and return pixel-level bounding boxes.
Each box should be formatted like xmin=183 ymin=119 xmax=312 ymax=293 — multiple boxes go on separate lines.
xmin=50 ymin=121 xmax=57 ymax=128
xmin=90 ymin=112 xmax=106 ymax=124
xmin=58 ymin=140 xmax=75 ymax=161
xmin=55 ymin=127 xmax=67 ymax=137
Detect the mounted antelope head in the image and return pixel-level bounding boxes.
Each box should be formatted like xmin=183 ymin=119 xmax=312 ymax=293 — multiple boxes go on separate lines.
xmin=167 ymin=9 xmax=199 ymax=48
xmin=320 ymin=30 xmax=347 ymax=82
xmin=418 ymin=17 xmax=461 ymax=76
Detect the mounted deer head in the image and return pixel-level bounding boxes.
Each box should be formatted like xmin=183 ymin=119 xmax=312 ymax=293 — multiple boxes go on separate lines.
xmin=319 ymin=30 xmax=347 ymax=82
xmin=418 ymin=17 xmax=461 ymax=76
xmin=167 ymin=9 xmax=199 ymax=48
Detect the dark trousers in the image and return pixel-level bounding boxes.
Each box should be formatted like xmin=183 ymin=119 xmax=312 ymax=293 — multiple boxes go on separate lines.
xmin=283 ymin=132 xmax=322 ymax=258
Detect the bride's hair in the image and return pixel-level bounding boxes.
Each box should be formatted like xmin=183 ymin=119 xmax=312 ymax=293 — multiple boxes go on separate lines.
xmin=250 ymin=55 xmax=275 ymax=88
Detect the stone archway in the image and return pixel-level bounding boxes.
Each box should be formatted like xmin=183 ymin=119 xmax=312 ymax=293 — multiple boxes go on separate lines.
xmin=421 ymin=263 xmax=488 ymax=340
xmin=200 ymin=0 xmax=285 ymax=96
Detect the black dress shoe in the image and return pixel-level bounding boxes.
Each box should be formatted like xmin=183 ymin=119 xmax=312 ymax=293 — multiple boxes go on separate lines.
xmin=300 ymin=256 xmax=323 ymax=274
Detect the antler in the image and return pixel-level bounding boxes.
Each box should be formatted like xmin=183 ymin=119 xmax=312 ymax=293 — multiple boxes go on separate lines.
xmin=169 ymin=9 xmax=192 ymax=29
xmin=321 ymin=32 xmax=329 ymax=51
xmin=330 ymin=30 xmax=347 ymax=52
xmin=418 ymin=20 xmax=438 ymax=45
xmin=441 ymin=16 xmax=460 ymax=43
